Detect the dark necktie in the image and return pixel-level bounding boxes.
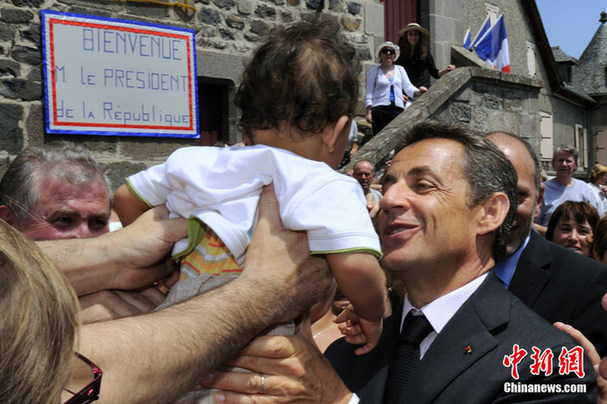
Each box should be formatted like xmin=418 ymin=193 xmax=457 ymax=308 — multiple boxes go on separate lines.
xmin=383 ymin=311 xmax=434 ymax=403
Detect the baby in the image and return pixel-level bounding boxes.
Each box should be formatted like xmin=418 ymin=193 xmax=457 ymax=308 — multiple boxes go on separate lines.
xmin=114 ymin=17 xmax=386 ymax=404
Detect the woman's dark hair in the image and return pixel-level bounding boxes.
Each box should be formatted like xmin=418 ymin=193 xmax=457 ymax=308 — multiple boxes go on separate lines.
xmin=546 ymin=201 xmax=599 ymax=243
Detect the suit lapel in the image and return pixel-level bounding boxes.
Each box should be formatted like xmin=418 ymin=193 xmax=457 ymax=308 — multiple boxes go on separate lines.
xmin=509 ymin=231 xmax=552 ymax=307
xmin=399 ymin=272 xmax=511 ymax=403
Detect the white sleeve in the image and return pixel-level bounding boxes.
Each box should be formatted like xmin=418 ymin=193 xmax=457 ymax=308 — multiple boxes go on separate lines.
xmin=365 ymin=66 xmax=377 ymax=108
xmin=398 ymin=65 xmax=418 ymax=99
xmin=279 ymin=176 xmax=381 ymax=258
xmin=126 ymin=159 xmax=173 ymax=207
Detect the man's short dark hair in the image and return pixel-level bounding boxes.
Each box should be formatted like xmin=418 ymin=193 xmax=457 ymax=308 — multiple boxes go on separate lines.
xmin=396 ymin=120 xmax=518 ymax=261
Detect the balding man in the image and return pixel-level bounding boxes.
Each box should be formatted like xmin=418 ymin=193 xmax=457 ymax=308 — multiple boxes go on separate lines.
xmin=486 ymin=131 xmax=607 ymax=357
xmin=353 ymin=160 xmax=382 ymax=202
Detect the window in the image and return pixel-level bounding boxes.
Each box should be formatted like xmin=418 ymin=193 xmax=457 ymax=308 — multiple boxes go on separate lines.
xmin=575 ymin=124 xmax=588 ymax=169
xmin=485 ymin=3 xmax=499 ymax=22
xmin=557 ymin=64 xmax=572 ymax=84
xmin=196 ymin=78 xmax=232 ymax=146
xmin=539 ymin=112 xmax=553 ymax=161
xmin=526 ymin=41 xmax=536 ymax=77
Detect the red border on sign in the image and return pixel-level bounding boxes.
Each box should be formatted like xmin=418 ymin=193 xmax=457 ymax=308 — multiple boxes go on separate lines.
xmin=48 ymin=18 xmax=194 ymax=131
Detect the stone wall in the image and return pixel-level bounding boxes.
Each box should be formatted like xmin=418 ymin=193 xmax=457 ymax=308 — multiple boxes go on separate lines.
xmin=0 ymin=0 xmax=380 ymax=190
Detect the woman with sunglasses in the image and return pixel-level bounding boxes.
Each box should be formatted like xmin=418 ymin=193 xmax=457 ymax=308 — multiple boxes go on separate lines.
xmin=396 ymin=23 xmax=455 ymax=89
xmin=365 ymin=41 xmax=426 ymax=137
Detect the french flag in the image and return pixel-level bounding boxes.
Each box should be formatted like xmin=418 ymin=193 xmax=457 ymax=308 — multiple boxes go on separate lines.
xmin=471 ymin=15 xmax=491 ymax=49
xmin=463 ymin=28 xmax=472 ymax=49
xmin=473 ymin=14 xmax=510 ymax=73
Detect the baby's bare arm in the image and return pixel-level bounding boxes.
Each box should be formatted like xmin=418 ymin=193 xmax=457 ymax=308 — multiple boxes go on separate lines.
xmin=326 ymin=252 xmax=386 ymax=322
xmin=113 ymin=183 xmax=152 ymax=226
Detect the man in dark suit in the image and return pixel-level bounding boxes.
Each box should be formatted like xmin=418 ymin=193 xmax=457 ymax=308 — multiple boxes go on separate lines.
xmin=201 ymin=122 xmax=597 ymax=403
xmin=486 ymin=132 xmax=607 ymax=357
xmin=325 ymin=122 xmax=596 ymax=403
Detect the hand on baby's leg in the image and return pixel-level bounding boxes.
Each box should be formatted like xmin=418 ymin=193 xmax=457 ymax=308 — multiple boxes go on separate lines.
xmin=335 ymin=304 xmax=382 ymax=356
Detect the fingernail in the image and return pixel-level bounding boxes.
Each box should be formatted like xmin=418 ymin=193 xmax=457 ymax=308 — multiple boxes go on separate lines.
xmin=215 ymin=393 xmax=226 ymax=402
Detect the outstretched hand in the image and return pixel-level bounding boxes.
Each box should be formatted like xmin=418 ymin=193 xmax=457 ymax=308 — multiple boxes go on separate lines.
xmin=335 ymin=303 xmax=382 ymax=356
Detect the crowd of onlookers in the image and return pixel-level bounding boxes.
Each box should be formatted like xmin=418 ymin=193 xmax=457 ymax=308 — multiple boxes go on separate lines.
xmin=1 ymin=16 xmax=606 ymax=404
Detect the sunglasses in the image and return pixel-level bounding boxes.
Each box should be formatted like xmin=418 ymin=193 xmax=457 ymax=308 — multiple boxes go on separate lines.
xmin=380 ymin=48 xmax=396 ymax=55
xmin=63 ymin=353 xmax=103 ymax=404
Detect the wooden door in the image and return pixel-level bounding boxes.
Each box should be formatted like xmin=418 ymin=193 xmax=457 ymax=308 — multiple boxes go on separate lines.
xmin=383 ymin=0 xmax=419 ymax=43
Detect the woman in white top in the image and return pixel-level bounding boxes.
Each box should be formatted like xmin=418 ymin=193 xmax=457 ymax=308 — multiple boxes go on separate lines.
xmin=365 ymin=41 xmax=426 ymax=137
xmin=588 ymin=163 xmax=607 ymax=217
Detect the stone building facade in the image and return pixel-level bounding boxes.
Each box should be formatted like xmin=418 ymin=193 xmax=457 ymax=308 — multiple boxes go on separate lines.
xmin=0 ymin=0 xmax=605 ymax=188
xmin=0 ymin=0 xmax=385 ymax=188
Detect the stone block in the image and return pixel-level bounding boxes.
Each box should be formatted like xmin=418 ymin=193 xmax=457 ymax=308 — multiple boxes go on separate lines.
xmin=347 ymin=2 xmax=361 ymax=15
xmin=219 ymin=28 xmax=235 ymax=40
xmin=255 ymin=4 xmax=276 ymax=19
xmin=26 ymin=65 xmax=42 ymax=81
xmin=342 ymin=15 xmax=360 ymax=31
xmin=11 ymin=45 xmax=41 ymax=66
xmin=226 ymin=14 xmax=245 ymax=30
xmin=0 ymin=58 xmax=20 ymax=77
xmin=125 ymin=3 xmax=170 ymax=19
xmin=449 ymin=101 xmax=472 ymax=123
xmin=363 ymin=2 xmax=383 ymax=38
xmin=2 ymin=8 xmax=34 ymax=23
xmin=483 ymin=93 xmax=503 ymax=110
xmin=329 ymin=0 xmax=344 ymax=12
xmin=25 ymin=102 xmax=44 ymax=144
xmin=237 ymin=0 xmax=252 ymax=15
xmin=212 ymin=0 xmax=236 ymax=10
xmin=199 ymin=8 xmax=222 ymax=24
xmin=10 ymin=0 xmax=44 ymax=7
xmin=0 ymin=23 xmax=16 ymax=41
xmin=280 ymin=10 xmax=293 ymax=22
xmin=104 ymin=160 xmax=148 ymax=190
xmin=0 ymin=102 xmax=24 ymax=154
xmin=20 ymin=23 xmax=41 ymax=47
xmin=305 ymin=0 xmax=322 ymax=11
xmin=119 ymin=138 xmax=191 ymax=162
xmin=249 ymin=19 xmax=270 ymax=36
xmin=1 ymin=79 xmax=42 ymax=101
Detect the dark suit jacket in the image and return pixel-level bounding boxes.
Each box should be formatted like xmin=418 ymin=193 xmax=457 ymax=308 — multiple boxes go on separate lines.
xmin=510 ymin=231 xmax=607 ymax=356
xmin=326 ymin=272 xmax=596 ymax=403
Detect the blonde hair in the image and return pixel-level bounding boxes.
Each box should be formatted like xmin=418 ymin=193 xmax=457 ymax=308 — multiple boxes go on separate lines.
xmin=0 ymin=219 xmax=79 ymax=403
xmin=590 ymin=163 xmax=607 ymax=183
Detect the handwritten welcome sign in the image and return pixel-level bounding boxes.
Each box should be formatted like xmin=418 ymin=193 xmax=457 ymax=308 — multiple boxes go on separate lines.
xmin=41 ymin=10 xmax=199 ymax=138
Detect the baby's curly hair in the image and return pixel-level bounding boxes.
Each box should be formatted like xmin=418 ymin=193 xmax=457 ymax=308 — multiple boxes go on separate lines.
xmin=235 ymin=16 xmax=361 ymax=138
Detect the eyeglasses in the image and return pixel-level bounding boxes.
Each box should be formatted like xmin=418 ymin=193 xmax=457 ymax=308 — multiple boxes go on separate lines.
xmin=380 ymin=48 xmax=396 ymax=55
xmin=63 ymin=353 xmax=102 ymax=404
